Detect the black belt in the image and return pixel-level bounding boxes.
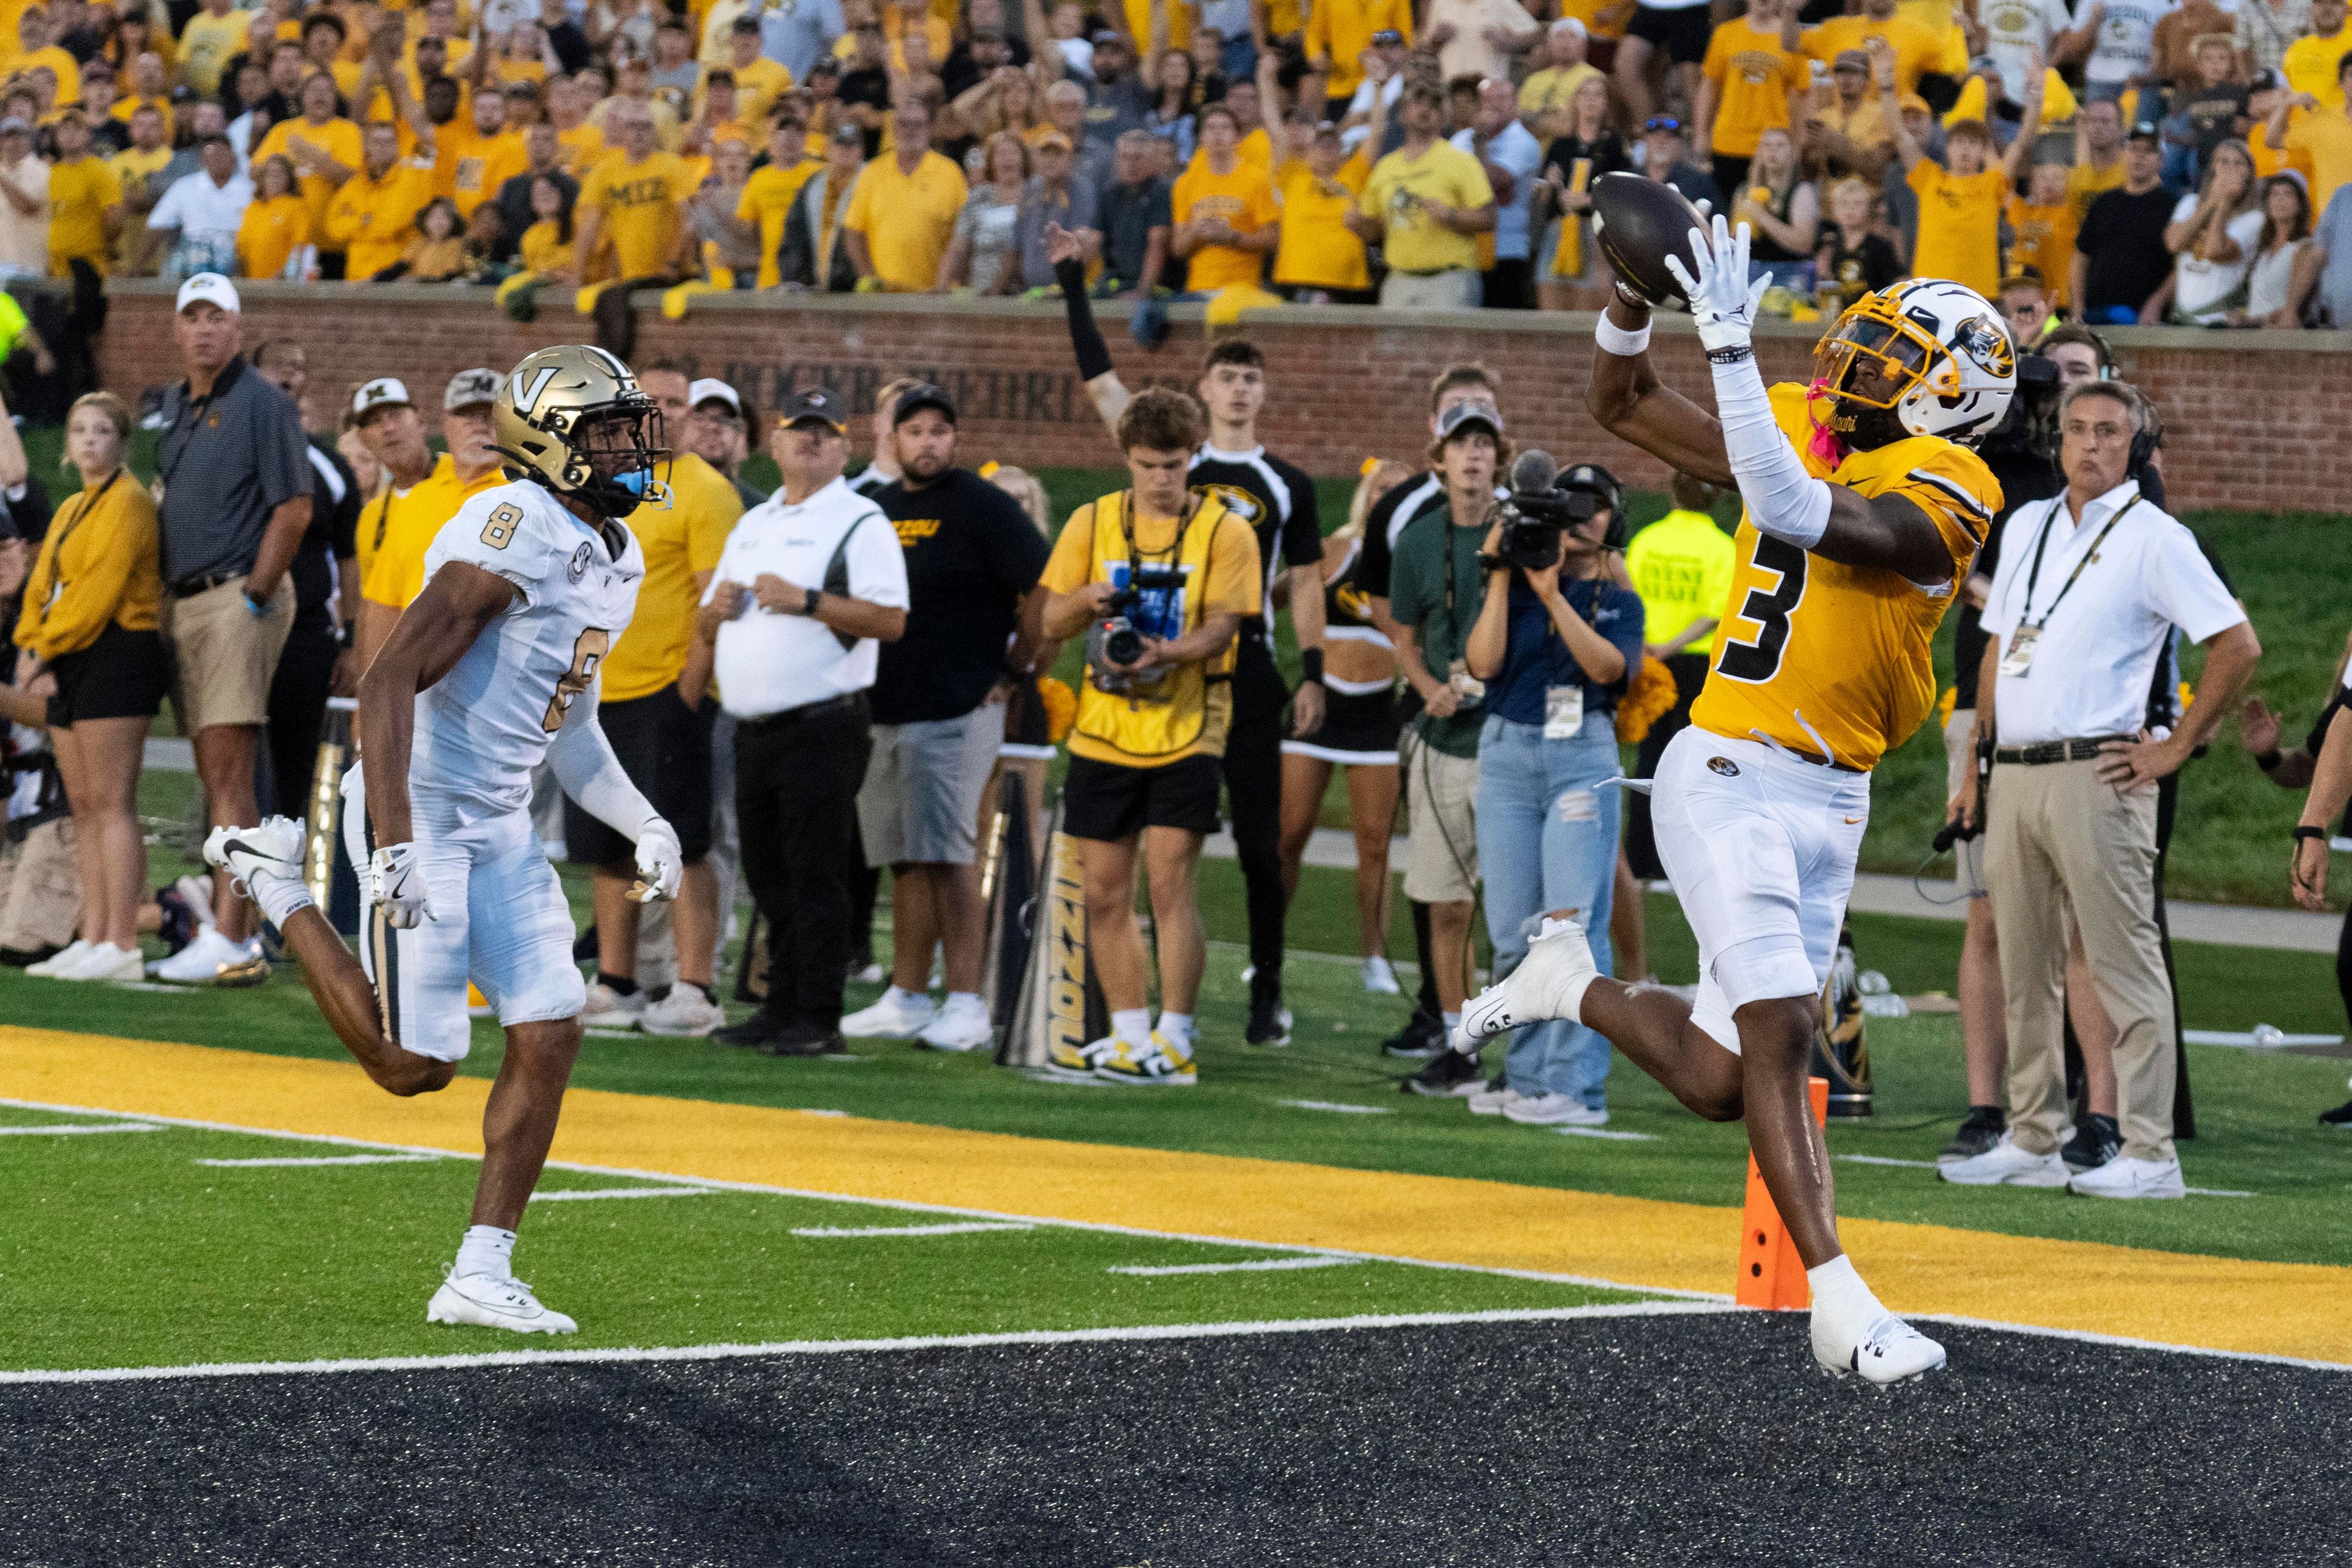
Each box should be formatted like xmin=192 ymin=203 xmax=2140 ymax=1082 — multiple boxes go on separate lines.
xmin=1782 ymin=745 xmax=1865 ymax=775
xmin=167 ymin=571 xmax=240 ymax=599
xmin=1992 ymin=736 xmax=2133 ymax=766
xmin=736 ymin=692 xmax=866 ymax=734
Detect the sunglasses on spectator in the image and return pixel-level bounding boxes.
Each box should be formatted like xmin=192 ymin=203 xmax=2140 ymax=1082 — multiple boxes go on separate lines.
xmin=1644 ymin=116 xmax=1682 ymax=134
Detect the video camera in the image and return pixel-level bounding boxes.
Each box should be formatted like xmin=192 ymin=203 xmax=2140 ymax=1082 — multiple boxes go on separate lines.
xmin=1490 ymin=450 xmax=1611 ymax=570
xmin=1980 ymin=352 xmax=2062 ymax=461
xmin=1084 ymin=566 xmax=1186 ymax=695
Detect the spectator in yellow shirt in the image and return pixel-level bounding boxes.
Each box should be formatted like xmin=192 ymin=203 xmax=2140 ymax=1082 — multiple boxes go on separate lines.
xmin=737 ymin=111 xmax=821 ymax=287
xmin=718 ymin=17 xmax=794 ymax=132
xmin=1170 ymin=100 xmax=1280 ymax=292
xmin=573 ymin=99 xmax=696 ymax=281
xmin=514 ymin=173 xmax=572 ymax=274
xmin=2269 ymin=62 xmax=2352 ymax=214
xmin=1802 ymin=0 xmax=1964 ymax=98
xmin=2005 ymin=157 xmax=2077 ymax=306
xmin=1696 ymin=0 xmax=1809 ymax=192
xmin=352 ymin=368 xmax=507 ymax=654
xmin=1306 ymin=0 xmax=1414 ymax=113
xmin=176 ymin=0 xmax=252 ymax=97
xmin=236 ymin=153 xmax=312 ymax=278
xmin=1518 ymin=19 xmax=1604 ymax=143
xmin=13 ymin=7 xmax=81 ymax=113
xmin=323 ymin=121 xmax=431 ymax=281
xmin=1275 ymin=115 xmax=1376 ymax=298
xmin=437 ymin=86 xmax=529 ymax=216
xmin=2283 ymin=0 xmax=2351 ymax=108
xmin=2067 ymin=96 xmax=2128 ymax=221
xmin=45 ymin=110 xmax=122 ymax=278
xmin=843 ymin=97 xmax=969 ymax=290
xmin=1883 ymin=36 xmax=2043 ymax=298
xmin=1350 ymin=83 xmax=1496 ymax=307
xmin=251 ymin=74 xmax=360 ymax=237
xmin=111 ymin=50 xmax=174 ymax=145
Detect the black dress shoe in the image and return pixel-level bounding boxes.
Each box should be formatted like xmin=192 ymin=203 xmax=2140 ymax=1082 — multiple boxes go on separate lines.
xmin=762 ymin=1021 xmax=850 ymax=1057
xmin=714 ymin=1012 xmax=791 ymax=1048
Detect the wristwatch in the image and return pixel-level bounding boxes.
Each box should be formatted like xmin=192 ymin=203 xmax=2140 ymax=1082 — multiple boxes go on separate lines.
xmin=800 ymin=586 xmax=824 ymax=617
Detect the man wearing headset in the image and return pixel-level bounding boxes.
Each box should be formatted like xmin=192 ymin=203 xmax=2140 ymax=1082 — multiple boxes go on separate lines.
xmin=1947 ymin=379 xmax=2260 ymax=1200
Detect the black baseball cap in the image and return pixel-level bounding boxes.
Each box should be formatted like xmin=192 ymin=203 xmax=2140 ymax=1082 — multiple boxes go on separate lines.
xmin=2127 ymin=119 xmax=2162 ymax=142
xmin=1556 ymin=461 xmax=1620 ymax=513
xmin=731 ymin=13 xmax=760 ymax=30
xmin=780 ymin=386 xmax=848 ymax=431
xmin=892 ymin=382 xmax=957 ymax=426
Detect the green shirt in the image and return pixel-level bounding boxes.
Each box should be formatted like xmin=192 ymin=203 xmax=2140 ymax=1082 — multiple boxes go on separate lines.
xmin=1624 ymin=507 xmax=1737 ymax=658
xmin=1387 ymin=504 xmax=1490 ymax=759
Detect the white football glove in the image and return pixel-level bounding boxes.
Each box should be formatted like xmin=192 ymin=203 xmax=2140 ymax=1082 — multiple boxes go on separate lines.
xmin=628 ymin=820 xmax=683 ymax=903
xmin=1662 ymin=214 xmax=1770 ymax=356
xmin=368 ymin=843 xmax=434 ymax=929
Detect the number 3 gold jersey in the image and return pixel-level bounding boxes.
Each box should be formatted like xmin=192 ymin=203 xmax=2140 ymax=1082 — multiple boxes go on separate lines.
xmin=1688 ymin=384 xmax=2001 ymax=772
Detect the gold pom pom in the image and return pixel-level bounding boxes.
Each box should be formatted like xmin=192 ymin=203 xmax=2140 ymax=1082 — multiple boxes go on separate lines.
xmin=1937 ymin=684 xmax=1957 ymax=728
xmin=1038 ymin=676 xmax=1078 ymax=744
xmin=1615 ymin=655 xmax=1679 ymax=744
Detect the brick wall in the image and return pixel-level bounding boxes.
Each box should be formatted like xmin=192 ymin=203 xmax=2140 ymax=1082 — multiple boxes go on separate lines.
xmin=99 ymin=282 xmax=2352 ymax=515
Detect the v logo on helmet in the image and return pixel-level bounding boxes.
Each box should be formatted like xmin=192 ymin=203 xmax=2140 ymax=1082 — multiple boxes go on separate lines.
xmin=510 ymin=366 xmax=562 ymax=417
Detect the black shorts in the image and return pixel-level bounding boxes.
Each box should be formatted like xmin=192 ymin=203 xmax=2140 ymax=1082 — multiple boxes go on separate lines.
xmin=1626 ymin=1 xmax=1711 ymax=64
xmin=1282 ymin=685 xmax=1405 ymax=766
xmin=564 ymin=689 xmax=715 ymax=869
xmin=1061 ymin=752 xmax=1223 ymax=843
xmin=45 ymin=623 xmax=168 ymax=728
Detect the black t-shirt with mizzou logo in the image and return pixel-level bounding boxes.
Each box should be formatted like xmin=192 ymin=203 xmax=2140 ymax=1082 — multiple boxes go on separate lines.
xmin=869 ymin=466 xmax=1052 ymax=725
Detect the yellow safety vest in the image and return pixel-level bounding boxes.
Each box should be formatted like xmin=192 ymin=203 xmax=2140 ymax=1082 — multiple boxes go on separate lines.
xmin=1071 ymin=488 xmax=1235 ymax=766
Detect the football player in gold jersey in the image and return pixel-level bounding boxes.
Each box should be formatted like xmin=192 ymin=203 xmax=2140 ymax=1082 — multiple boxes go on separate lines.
xmin=1460 ymin=217 xmax=2015 ymax=1385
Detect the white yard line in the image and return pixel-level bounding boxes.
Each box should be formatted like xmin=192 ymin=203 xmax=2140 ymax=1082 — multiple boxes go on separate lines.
xmin=0 ymin=1302 xmax=1735 ymax=1386
xmin=1109 ymin=1256 xmax=1361 ymax=1277
xmin=791 ymin=1221 xmax=1036 ymax=1238
xmin=0 ymin=1121 xmax=162 ymax=1137
xmin=1553 ymin=1127 xmax=1658 ymax=1142
xmin=195 ymin=1153 xmax=451 ymax=1168
xmin=1278 ymin=1099 xmax=1393 ymax=1115
xmin=530 ymin=1186 xmax=715 ymax=1203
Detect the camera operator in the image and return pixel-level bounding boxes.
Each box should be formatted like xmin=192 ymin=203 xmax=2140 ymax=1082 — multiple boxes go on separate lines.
xmin=1945 ymin=380 xmax=2260 ymax=1200
xmin=1456 ymin=461 xmax=1644 ymax=1126
xmin=1036 ymin=388 xmax=1262 ymax=1087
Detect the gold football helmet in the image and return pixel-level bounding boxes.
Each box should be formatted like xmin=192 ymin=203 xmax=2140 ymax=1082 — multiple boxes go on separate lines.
xmin=493 ymin=344 xmax=670 ymax=518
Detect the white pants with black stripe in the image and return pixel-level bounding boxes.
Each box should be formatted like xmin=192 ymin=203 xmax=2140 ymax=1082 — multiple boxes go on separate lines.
xmin=340 ymin=766 xmax=586 ymax=1061
xmin=1649 ymin=728 xmax=1868 ymax=1056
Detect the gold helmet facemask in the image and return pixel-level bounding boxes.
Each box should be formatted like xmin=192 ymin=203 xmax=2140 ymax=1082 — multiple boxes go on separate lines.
xmin=493 ymin=344 xmax=673 ymax=518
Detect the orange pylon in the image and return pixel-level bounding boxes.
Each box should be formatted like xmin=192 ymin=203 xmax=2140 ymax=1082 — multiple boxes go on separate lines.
xmin=1733 ymin=1076 xmax=1831 ymax=1310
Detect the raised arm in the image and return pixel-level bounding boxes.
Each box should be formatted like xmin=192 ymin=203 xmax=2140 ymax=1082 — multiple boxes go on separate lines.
xmin=1873 ymin=37 xmax=1920 ymax=172
xmin=1586 ymin=291 xmax=1737 ymax=488
xmin=1998 ymin=53 xmax=2046 ymax=182
xmin=1049 ymin=222 xmax=1133 ymax=431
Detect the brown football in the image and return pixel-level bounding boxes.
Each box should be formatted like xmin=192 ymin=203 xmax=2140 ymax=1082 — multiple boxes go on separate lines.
xmin=1590 ymin=172 xmax=1708 ymax=309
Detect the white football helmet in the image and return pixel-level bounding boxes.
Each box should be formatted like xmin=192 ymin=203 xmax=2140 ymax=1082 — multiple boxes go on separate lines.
xmin=1814 ymin=277 xmax=2016 ymax=446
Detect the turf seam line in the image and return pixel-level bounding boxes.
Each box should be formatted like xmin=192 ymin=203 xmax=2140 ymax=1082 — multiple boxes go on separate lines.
xmin=0 ymin=1095 xmax=1733 ymax=1303
xmin=0 ymin=1303 xmax=1734 ymax=1385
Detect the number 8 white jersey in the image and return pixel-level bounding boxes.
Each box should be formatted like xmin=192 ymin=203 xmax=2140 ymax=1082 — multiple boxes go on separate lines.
xmin=410 ymin=480 xmax=645 ymax=811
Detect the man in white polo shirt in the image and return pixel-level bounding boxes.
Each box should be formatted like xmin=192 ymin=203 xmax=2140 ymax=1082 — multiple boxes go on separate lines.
xmin=695 ymin=386 xmax=908 ymax=1057
xmin=1946 ymin=380 xmax=2260 ymax=1200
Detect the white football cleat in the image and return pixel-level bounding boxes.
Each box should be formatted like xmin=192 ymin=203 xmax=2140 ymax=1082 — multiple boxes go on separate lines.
xmin=1814 ymin=1311 xmax=1948 ymax=1385
xmin=427 ymin=1272 xmax=579 ymax=1335
xmin=203 ymin=815 xmax=307 ymax=896
xmin=1457 ymin=917 xmax=1599 ymax=1049
xmin=148 ymin=925 xmax=265 ymax=984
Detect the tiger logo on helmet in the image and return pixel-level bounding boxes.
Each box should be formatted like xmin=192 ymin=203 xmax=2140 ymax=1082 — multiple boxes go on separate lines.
xmin=1813 ymin=278 xmax=2017 ymax=448
xmin=493 ymin=344 xmax=672 ymax=518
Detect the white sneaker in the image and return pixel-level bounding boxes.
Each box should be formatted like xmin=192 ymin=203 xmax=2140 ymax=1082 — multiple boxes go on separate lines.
xmin=1361 ymin=956 xmax=1401 ymax=995
xmin=1457 ymin=918 xmax=1599 ymax=1050
xmin=848 ymin=960 xmax=885 ymax=985
xmin=426 ymin=1271 xmax=578 ymax=1335
xmin=66 ymin=942 xmax=146 ymax=982
xmin=917 ymin=993 xmax=993 ymax=1052
xmin=579 ymin=981 xmax=646 ymax=1029
xmin=203 ymin=816 xmax=306 ymax=895
xmin=2068 ymin=1154 xmax=2187 ymax=1199
xmin=25 ymin=939 xmax=93 ymax=978
xmin=149 ymin=926 xmax=264 ymax=984
xmin=1467 ymin=1079 xmax=1518 ymax=1117
xmin=638 ymin=985 xmax=726 ymax=1037
xmin=1937 ymin=1133 xmax=2071 ymax=1188
xmin=1502 ymin=1091 xmax=1609 ymax=1126
xmin=1813 ymin=1311 xmax=1947 ymax=1385
xmin=1094 ymin=1029 xmax=1197 ymax=1087
xmin=842 ymin=986 xmax=938 ymax=1039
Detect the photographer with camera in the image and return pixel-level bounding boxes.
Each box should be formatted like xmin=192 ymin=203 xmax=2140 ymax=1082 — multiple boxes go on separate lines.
xmin=1449 ymin=459 xmax=1645 ymax=1126
xmin=1036 ymin=388 xmax=1264 ymax=1087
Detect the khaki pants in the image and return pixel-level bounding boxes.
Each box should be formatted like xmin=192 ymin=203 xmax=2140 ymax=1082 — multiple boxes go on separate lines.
xmin=163 ymin=575 xmax=295 ymax=733
xmin=1401 ymin=733 xmax=1479 ymax=905
xmin=1985 ymin=758 xmax=2176 ymax=1161
xmin=0 ymin=818 xmax=80 ymax=953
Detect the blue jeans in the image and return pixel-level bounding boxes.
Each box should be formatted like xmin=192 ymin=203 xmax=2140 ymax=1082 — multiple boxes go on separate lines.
xmin=1474 ymin=714 xmax=1622 ymax=1106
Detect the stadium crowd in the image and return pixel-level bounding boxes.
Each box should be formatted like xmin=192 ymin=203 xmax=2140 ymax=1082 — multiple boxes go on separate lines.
xmin=0 ymin=0 xmax=2337 ymax=338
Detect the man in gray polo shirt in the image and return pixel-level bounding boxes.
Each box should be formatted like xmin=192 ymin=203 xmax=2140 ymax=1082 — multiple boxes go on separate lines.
xmin=150 ymin=272 xmax=314 ymax=984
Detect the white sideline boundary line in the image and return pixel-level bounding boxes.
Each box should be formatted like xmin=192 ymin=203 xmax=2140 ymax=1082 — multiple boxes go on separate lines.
xmin=530 ymin=1186 xmax=715 ymax=1203
xmin=197 ymin=1153 xmax=451 ymax=1168
xmin=0 ymin=1121 xmax=161 ymax=1136
xmin=1279 ymin=1099 xmax=1393 ymax=1115
xmin=0 ymin=1096 xmax=1730 ymax=1304
xmin=1110 ymin=1256 xmax=1360 ymax=1277
xmin=793 ymin=1222 xmax=1036 ymax=1238
xmin=0 ymin=1302 xmax=1732 ymax=1385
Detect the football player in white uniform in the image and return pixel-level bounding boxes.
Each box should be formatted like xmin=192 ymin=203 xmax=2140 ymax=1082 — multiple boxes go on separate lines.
xmin=205 ymin=346 xmax=687 ymax=1336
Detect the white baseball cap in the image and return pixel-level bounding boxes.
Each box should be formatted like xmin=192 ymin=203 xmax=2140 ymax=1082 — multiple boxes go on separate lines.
xmin=688 ymin=376 xmax=742 ymax=415
xmin=444 ymin=367 xmax=501 ymax=412
xmin=351 ymin=377 xmax=413 ymax=419
xmin=175 ymin=271 xmax=240 ymax=314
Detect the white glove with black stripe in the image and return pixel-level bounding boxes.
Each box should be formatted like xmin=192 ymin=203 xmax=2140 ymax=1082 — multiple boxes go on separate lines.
xmin=368 ymin=843 xmax=434 ymax=929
